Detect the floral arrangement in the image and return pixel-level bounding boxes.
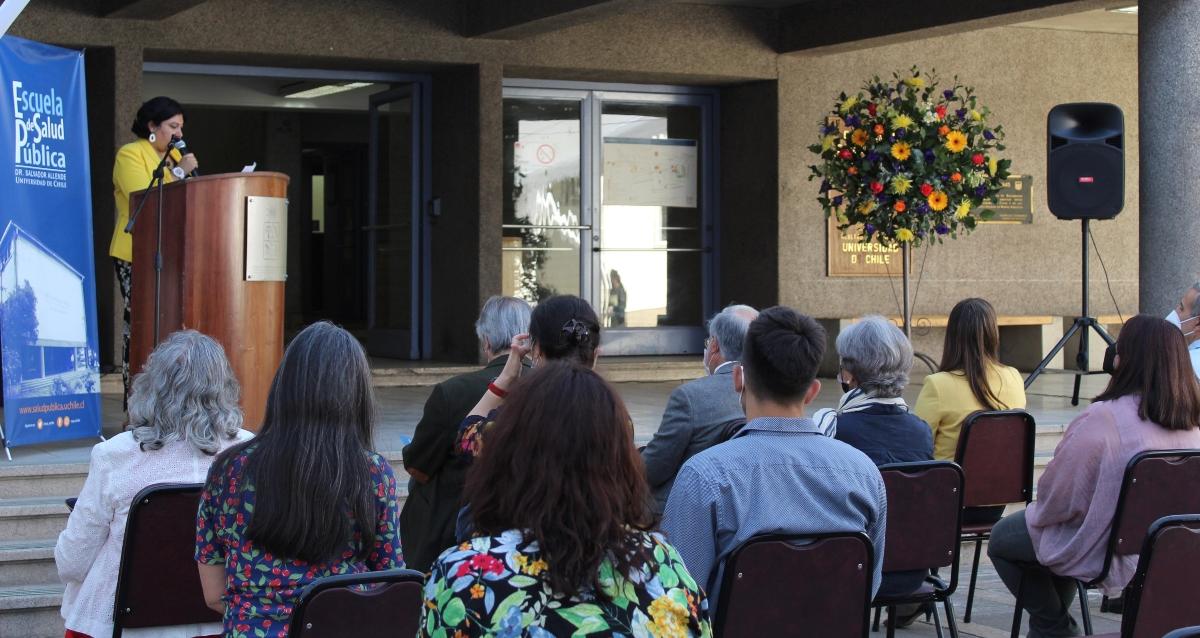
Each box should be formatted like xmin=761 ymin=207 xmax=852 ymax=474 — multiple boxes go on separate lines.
xmin=809 ymin=68 xmax=1011 ymax=246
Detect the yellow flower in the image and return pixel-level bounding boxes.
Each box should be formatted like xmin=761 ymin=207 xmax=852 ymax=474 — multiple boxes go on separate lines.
xmin=890 ymin=142 xmax=911 ymax=161
xmin=470 ymin=584 xmax=485 ymax=599
xmin=988 ymin=156 xmax=999 ymax=176
xmin=647 ymin=595 xmax=690 ymax=638
xmin=850 ymin=129 xmax=869 ymax=147
xmin=970 ymin=109 xmax=983 ymax=121
xmin=821 ymin=135 xmax=836 ymax=152
xmin=895 ymin=228 xmax=915 ymax=242
xmin=903 ymin=76 xmax=925 ymax=89
xmin=857 ymin=200 xmax=877 ymax=214
xmin=944 ymin=131 xmax=968 ymax=153
xmin=891 ymin=114 xmax=913 ymax=130
xmin=525 ymin=559 xmax=548 ymax=576
xmin=927 ymin=190 xmax=949 ymax=211
xmin=955 ymin=201 xmax=971 ymax=219
xmin=840 ymin=95 xmax=859 ymax=113
xmin=890 ymin=175 xmax=912 ymax=194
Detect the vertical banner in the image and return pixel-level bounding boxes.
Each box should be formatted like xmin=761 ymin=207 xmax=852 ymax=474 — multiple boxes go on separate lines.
xmin=0 ymin=36 xmax=102 ymax=448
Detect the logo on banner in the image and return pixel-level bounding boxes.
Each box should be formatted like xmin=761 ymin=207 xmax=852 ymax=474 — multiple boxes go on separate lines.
xmin=11 ymin=80 xmax=67 ymax=189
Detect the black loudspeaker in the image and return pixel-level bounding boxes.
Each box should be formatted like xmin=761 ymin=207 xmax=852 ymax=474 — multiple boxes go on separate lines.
xmin=1047 ymin=103 xmax=1124 ymax=220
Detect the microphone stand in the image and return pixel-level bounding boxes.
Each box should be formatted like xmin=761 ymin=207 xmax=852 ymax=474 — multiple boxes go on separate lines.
xmin=124 ymin=144 xmax=175 ymax=348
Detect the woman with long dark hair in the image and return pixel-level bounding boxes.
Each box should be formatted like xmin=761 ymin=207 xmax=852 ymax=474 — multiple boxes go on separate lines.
xmin=194 ymin=322 xmax=403 ymax=638
xmin=914 ymin=297 xmax=1026 ymax=460
xmin=111 ymin=97 xmax=199 ymax=405
xmin=423 ymin=362 xmax=710 ymax=635
xmin=989 ymin=315 xmax=1200 ymax=636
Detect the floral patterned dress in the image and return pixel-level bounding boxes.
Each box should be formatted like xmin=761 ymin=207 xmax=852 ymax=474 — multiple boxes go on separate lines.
xmin=421 ymin=529 xmax=711 ymax=638
xmin=194 ymin=447 xmax=405 ymax=638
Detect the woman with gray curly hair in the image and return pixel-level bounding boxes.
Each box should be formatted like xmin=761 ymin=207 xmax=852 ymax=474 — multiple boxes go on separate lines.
xmin=55 ymin=330 xmax=251 ymax=638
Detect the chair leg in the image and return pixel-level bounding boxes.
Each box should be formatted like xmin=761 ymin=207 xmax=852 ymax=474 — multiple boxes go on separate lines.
xmin=932 ymin=603 xmax=945 ymax=638
xmin=886 ymin=605 xmax=896 ymax=638
xmin=943 ymin=596 xmax=961 ymax=638
xmin=1077 ymin=581 xmax=1093 ymax=635
xmin=872 ymin=605 xmax=881 ymax=632
xmin=965 ymin=537 xmax=983 ymax=623
xmin=1011 ymin=571 xmax=1025 ymax=638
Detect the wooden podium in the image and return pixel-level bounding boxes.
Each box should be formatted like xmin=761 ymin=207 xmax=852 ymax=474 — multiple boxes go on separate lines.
xmin=129 ymin=172 xmax=289 ymax=431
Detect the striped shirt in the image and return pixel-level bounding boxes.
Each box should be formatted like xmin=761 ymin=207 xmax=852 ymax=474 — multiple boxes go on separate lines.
xmin=660 ymin=416 xmax=887 ymax=610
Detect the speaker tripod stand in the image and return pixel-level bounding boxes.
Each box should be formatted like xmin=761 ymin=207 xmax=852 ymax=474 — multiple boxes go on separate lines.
xmin=1024 ymin=218 xmax=1115 ymax=405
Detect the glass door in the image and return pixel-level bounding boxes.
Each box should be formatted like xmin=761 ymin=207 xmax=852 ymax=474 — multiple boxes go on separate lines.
xmin=366 ymin=85 xmax=423 ymax=358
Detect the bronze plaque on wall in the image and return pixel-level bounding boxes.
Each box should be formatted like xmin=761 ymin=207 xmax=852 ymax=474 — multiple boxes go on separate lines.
xmin=827 ymin=218 xmax=901 ymax=277
xmin=981 ymin=174 xmax=1033 ymax=224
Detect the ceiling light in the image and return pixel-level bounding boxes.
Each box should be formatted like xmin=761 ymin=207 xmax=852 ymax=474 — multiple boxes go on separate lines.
xmin=1108 ymin=5 xmax=1137 ymax=14
xmin=281 ymin=82 xmax=373 ymax=99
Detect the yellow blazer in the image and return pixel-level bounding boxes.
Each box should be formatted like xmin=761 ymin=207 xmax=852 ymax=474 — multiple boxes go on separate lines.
xmin=110 ymin=139 xmax=181 ymax=262
xmin=914 ymin=362 xmax=1027 ymax=460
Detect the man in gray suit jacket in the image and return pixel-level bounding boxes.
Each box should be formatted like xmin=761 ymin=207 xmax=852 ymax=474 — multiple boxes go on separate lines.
xmin=641 ymin=304 xmax=758 ymax=512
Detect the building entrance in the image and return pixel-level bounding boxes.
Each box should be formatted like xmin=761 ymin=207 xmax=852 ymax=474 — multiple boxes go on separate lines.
xmin=502 ymin=82 xmax=717 ymax=355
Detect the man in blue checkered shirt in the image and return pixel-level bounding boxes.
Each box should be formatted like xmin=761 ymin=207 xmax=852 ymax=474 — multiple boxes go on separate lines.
xmin=661 ymin=306 xmax=887 ymax=611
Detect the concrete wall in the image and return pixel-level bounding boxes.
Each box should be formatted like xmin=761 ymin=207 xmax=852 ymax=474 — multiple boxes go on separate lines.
xmin=12 ymin=1 xmax=1139 ymax=362
xmin=779 ymin=27 xmax=1139 ymax=320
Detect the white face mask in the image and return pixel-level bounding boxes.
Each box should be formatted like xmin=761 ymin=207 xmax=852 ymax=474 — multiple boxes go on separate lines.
xmin=1168 ymin=309 xmax=1182 ymax=327
xmin=1168 ymin=310 xmax=1200 ymax=339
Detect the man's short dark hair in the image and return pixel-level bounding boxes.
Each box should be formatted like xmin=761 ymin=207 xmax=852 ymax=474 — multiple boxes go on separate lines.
xmin=741 ymin=306 xmax=826 ymax=403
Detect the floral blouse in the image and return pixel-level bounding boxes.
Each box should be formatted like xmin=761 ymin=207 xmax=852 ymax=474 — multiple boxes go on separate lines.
xmin=456 ymin=411 xmax=496 ymax=459
xmin=194 ymin=446 xmax=405 ymax=638
xmin=421 ymin=529 xmax=711 ymax=637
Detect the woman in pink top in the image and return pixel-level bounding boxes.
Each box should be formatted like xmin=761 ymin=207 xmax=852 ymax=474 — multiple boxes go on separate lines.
xmin=988 ymin=315 xmax=1200 ymax=637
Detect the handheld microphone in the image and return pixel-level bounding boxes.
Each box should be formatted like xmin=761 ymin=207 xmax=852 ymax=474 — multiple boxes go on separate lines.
xmin=172 ymin=136 xmax=199 ymax=177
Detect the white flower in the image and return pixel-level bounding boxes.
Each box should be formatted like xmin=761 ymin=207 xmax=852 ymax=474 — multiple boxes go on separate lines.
xmin=966 ymin=171 xmax=985 ymax=187
xmin=922 ymin=111 xmax=939 ymax=124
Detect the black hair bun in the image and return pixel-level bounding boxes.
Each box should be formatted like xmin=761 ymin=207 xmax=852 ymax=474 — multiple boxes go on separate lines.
xmin=561 ymin=318 xmax=591 ymax=345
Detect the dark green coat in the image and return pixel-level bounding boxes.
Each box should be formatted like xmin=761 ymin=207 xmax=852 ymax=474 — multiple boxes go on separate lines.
xmin=400 ymin=355 xmax=515 ymax=572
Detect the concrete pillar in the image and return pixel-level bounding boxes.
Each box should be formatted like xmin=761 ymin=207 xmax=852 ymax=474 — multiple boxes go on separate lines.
xmin=1139 ymin=2 xmax=1200 ymax=315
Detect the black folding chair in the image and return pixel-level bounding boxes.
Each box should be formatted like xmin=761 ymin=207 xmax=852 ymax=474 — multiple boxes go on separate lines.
xmin=290 ymin=568 xmax=426 ymax=637
xmin=112 ymin=483 xmax=221 ymax=638
xmin=716 ymin=532 xmax=874 ymax=638
xmin=1092 ymin=516 xmax=1200 ymax=638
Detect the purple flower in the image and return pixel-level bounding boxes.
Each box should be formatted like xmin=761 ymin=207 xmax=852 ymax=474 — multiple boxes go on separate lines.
xmin=956 ymin=108 xmax=968 ymax=120
xmin=867 ymin=151 xmax=881 ymax=163
xmin=820 ymin=180 xmax=831 ymax=192
xmin=975 ymin=185 xmax=988 ymax=197
xmin=845 ymin=115 xmax=860 ymax=127
xmin=943 ymin=89 xmax=955 ymax=100
xmin=924 ymin=149 xmax=935 ymax=162
xmin=917 ymin=230 xmax=926 ymax=238
xmin=823 ymin=124 xmax=838 ymax=135
xmin=895 ymin=128 xmax=906 ymax=139
xmin=832 ymin=195 xmax=844 ymax=206
xmin=864 ymin=223 xmax=876 ymax=234
xmin=916 ymin=202 xmax=931 ymax=215
xmin=983 ymin=130 xmax=995 ymax=140
xmin=936 ymin=224 xmax=950 ymax=235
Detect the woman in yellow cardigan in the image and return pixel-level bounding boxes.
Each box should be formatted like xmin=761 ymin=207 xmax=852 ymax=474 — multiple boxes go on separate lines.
xmin=111 ymin=97 xmax=199 ymax=404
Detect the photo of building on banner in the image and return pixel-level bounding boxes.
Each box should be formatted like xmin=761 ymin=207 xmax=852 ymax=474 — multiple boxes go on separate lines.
xmin=0 ymin=36 xmax=102 ymax=457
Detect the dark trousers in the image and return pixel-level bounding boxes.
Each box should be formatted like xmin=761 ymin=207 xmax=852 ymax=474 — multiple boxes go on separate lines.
xmin=988 ymin=510 xmax=1082 ymax=637
xmin=113 ymin=258 xmax=132 ymax=410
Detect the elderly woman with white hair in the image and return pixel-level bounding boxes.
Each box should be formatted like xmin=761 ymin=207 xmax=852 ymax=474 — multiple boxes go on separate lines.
xmin=55 ymin=330 xmax=251 ymax=638
xmin=814 ymin=315 xmax=934 ymax=626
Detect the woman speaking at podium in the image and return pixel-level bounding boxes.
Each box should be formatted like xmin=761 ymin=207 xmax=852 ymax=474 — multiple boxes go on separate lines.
xmin=110 ymin=97 xmax=199 ymax=407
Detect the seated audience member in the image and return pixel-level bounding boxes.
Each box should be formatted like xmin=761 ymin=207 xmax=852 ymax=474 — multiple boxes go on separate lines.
xmin=641 ymin=304 xmax=757 ymax=513
xmin=818 ymin=315 xmax=933 ymax=626
xmin=456 ymin=294 xmax=601 ymax=460
xmin=400 ymin=295 xmax=530 ymax=572
xmin=1166 ymin=282 xmax=1200 ymax=379
xmin=661 ymin=306 xmax=887 ymax=611
xmin=989 ymin=315 xmax=1200 ymax=637
xmin=195 ymin=322 xmax=403 ymax=637
xmin=915 ymin=297 xmax=1025 ymax=461
xmin=56 ymin=330 xmax=251 ymax=638
xmin=421 ymin=362 xmax=711 ymax=636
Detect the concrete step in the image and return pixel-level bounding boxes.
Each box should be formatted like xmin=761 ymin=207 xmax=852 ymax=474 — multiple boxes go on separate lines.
xmin=0 ymin=463 xmax=88 ymax=500
xmin=369 ymin=357 xmax=703 ymax=387
xmin=0 ymin=539 xmax=56 ymax=588
xmin=0 ymin=498 xmax=69 ymax=543
xmin=0 ymin=584 xmax=64 ymax=638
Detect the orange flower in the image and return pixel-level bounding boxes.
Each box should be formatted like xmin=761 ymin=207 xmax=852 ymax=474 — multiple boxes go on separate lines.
xmin=893 ymin=200 xmax=907 ymax=213
xmin=927 ymin=190 xmax=949 ymax=211
xmin=847 ymin=166 xmax=859 ymax=176
xmin=938 ymin=125 xmax=950 ymax=137
xmin=873 ymin=124 xmax=885 ymax=136
xmin=851 ymin=129 xmax=869 ymax=146
xmin=950 ymin=172 xmax=963 ymax=183
xmin=470 ymin=584 xmax=486 ymax=599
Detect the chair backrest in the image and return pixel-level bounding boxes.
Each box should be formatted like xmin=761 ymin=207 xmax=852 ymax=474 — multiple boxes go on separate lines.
xmin=290 ymin=569 xmax=426 ymax=637
xmin=1118 ymin=515 xmax=1200 ymax=638
xmin=716 ymin=532 xmax=872 ymax=638
xmin=1097 ymin=450 xmax=1200 ymax=585
xmin=113 ymin=483 xmax=222 ymax=635
xmin=878 ymin=461 xmax=964 ymax=592
xmin=1162 ymin=627 xmax=1200 ymax=638
xmin=955 ymin=410 xmax=1035 ymax=507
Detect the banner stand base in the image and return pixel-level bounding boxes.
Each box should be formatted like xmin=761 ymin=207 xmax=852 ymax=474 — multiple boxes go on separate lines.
xmin=0 ymin=423 xmax=9 ymax=461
